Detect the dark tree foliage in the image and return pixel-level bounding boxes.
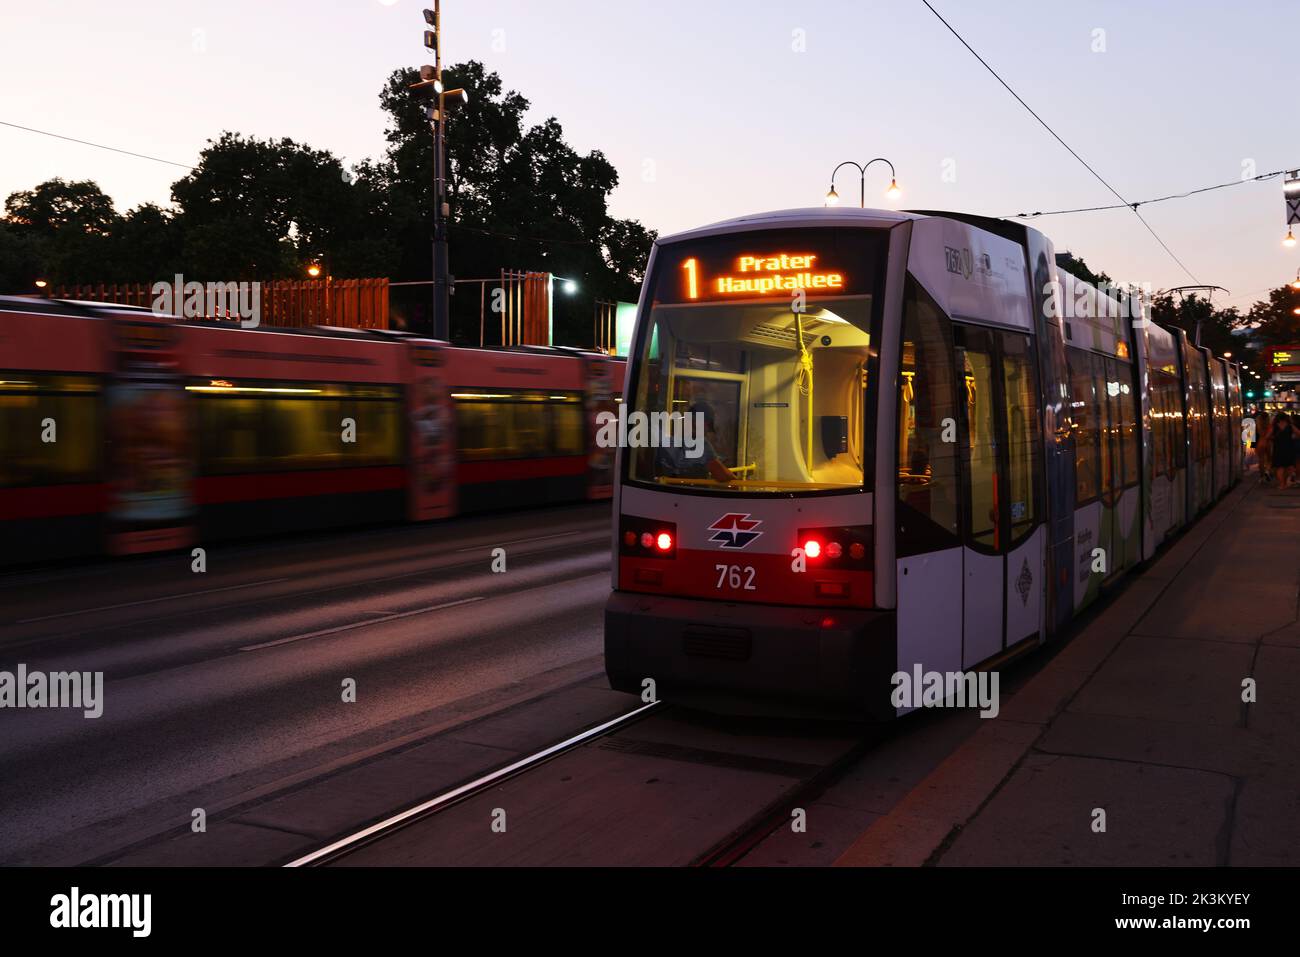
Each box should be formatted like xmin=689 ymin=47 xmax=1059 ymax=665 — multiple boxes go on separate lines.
xmin=1 ymin=62 xmax=656 ymax=347
xmin=1054 ymin=251 xmax=1112 ymax=288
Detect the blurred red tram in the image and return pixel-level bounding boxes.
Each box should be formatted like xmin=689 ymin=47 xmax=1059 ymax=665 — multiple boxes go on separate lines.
xmin=0 ymin=296 xmax=622 ymax=564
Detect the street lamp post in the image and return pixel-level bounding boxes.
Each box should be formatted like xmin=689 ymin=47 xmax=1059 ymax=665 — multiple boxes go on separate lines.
xmin=826 ymin=158 xmax=901 ymax=208
xmin=410 ymin=4 xmax=470 ymax=341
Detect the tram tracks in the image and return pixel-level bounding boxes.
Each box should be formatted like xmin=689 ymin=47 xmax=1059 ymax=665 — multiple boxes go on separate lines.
xmin=284 ymin=701 xmax=664 ymax=867
xmin=287 ymin=696 xmax=888 ymax=868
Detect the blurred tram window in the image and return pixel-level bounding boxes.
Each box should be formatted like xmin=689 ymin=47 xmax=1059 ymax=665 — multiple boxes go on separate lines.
xmin=191 ymin=380 xmax=403 ymax=475
xmin=0 ymin=372 xmax=101 ymax=487
xmin=453 ymin=391 xmax=584 ymax=462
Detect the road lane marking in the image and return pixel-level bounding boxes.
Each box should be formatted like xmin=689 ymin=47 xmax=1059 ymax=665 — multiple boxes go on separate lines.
xmin=17 ymin=578 xmax=294 ymax=624
xmin=238 ymin=596 xmax=486 ymax=652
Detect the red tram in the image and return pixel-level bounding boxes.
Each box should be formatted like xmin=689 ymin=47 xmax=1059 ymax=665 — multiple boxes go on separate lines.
xmin=0 ymin=296 xmax=622 ymax=563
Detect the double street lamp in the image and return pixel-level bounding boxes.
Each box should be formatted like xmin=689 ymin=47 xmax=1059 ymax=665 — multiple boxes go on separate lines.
xmin=826 ymin=158 xmax=901 ymax=208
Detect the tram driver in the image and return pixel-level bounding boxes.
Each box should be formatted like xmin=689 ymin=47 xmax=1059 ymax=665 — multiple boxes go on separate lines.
xmin=656 ymin=401 xmax=736 ymax=484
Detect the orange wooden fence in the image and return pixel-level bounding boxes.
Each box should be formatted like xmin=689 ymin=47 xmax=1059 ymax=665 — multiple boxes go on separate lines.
xmin=54 ymin=278 xmax=390 ymax=330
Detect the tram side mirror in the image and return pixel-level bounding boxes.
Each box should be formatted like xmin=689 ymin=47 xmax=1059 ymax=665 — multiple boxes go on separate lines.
xmin=821 ymin=416 xmax=849 ymax=460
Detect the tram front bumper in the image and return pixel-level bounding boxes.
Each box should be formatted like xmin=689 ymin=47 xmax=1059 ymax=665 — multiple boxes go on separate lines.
xmin=604 ymin=591 xmax=897 ymax=719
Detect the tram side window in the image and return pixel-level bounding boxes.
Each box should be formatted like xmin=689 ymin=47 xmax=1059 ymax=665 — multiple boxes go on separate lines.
xmin=897 ymin=281 xmax=960 ymax=544
xmin=1092 ymin=353 xmax=1116 ymax=496
xmin=1066 ymin=349 xmax=1099 ymax=502
xmin=550 ymin=401 xmax=585 ymax=456
xmin=1111 ymin=359 xmax=1139 ymax=488
xmin=1001 ymin=332 xmax=1042 ymax=541
xmin=957 ymin=327 xmax=999 ymax=550
xmin=1166 ymin=373 xmax=1187 ymax=469
xmin=195 ymin=381 xmax=403 ymax=475
xmin=454 ymin=393 xmax=585 ymax=461
xmin=0 ymin=373 xmax=100 ymax=487
xmin=1187 ymin=361 xmax=1211 ymax=463
xmin=1149 ymin=374 xmax=1169 ymax=477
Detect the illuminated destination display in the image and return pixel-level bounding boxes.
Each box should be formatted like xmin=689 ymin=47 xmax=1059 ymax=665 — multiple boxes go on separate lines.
xmin=684 ymin=252 xmax=846 ymax=298
xmin=1269 ymin=346 xmax=1300 ymax=372
xmin=653 ymin=228 xmax=886 ymax=306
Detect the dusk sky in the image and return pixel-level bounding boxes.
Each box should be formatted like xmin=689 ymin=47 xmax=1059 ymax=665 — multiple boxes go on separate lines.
xmin=3 ymin=0 xmax=1296 ymax=311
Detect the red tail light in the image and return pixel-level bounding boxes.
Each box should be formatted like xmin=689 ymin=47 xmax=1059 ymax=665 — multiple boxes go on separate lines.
xmin=619 ymin=516 xmax=677 ymax=560
xmin=799 ymin=525 xmax=872 ymax=570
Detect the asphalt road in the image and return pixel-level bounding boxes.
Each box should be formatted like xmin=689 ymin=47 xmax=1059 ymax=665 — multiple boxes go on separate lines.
xmin=0 ymin=504 xmax=617 ymax=864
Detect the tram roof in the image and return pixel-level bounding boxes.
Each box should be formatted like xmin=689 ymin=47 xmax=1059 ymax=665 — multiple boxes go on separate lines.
xmin=655 ymin=207 xmax=924 ymax=246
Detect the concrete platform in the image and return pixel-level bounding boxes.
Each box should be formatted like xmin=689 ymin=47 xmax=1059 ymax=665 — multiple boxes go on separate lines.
xmin=837 ymin=476 xmax=1300 ymax=867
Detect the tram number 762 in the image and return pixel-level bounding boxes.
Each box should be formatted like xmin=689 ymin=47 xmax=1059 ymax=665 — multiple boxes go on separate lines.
xmin=715 ymin=564 xmax=757 ymax=591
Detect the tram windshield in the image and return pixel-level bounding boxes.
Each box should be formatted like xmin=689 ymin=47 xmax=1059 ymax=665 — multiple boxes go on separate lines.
xmin=626 ymin=228 xmax=887 ymax=494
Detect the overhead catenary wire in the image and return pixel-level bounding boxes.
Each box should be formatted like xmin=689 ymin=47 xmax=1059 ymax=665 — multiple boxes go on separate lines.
xmin=918 ymin=0 xmax=1202 ymax=285
xmin=1006 ymin=167 xmax=1299 ymax=219
xmin=0 ymin=120 xmax=197 ymax=171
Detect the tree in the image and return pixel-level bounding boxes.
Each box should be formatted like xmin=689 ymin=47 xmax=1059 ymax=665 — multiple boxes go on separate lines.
xmin=3 ymin=61 xmax=657 ymax=348
xmin=374 ymin=61 xmax=656 ymax=343
xmin=1055 ymin=251 xmax=1112 ymax=288
xmin=3 ymin=178 xmax=120 ymax=285
xmin=169 ymin=132 xmax=364 ymax=279
xmin=1244 ymin=285 xmax=1300 ymax=349
xmin=1149 ymin=292 xmax=1246 ymax=361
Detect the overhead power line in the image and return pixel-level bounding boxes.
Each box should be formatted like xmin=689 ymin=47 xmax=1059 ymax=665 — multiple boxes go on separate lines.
xmin=1007 ymin=167 xmax=1299 ymax=219
xmin=918 ymin=0 xmax=1202 ymax=284
xmin=0 ymin=119 xmax=196 ymax=171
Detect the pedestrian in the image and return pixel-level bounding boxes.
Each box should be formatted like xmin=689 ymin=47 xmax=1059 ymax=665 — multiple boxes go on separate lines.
xmin=1257 ymin=411 xmax=1274 ymax=484
xmin=1271 ymin=413 xmax=1296 ymax=490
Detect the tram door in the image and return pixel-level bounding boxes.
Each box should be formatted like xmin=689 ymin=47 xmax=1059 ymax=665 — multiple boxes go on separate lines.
xmin=956 ymin=325 xmax=1046 ymax=668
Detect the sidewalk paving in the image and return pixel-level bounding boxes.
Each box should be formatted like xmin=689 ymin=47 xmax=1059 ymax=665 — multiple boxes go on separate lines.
xmin=837 ymin=475 xmax=1300 ymax=867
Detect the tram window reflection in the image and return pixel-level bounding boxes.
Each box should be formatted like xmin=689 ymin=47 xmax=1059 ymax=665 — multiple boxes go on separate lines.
xmin=1001 ymin=332 xmax=1042 ymax=540
xmin=959 ymin=328 xmax=999 ymax=549
xmin=897 ymin=280 xmax=959 ymax=541
xmin=1066 ymin=349 xmax=1100 ymax=502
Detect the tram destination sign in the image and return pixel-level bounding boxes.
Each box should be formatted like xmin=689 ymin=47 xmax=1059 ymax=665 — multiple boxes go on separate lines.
xmin=653 ymin=227 xmax=886 ymax=306
xmin=1268 ymin=345 xmax=1300 ymax=373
